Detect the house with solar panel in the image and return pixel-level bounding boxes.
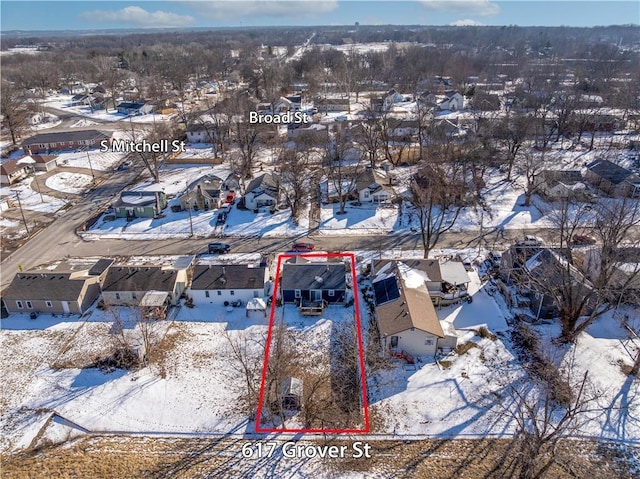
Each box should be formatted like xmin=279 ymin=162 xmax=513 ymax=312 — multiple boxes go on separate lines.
xmin=280 ymin=261 xmax=346 ymax=315
xmin=371 ymin=260 xmax=458 ymax=361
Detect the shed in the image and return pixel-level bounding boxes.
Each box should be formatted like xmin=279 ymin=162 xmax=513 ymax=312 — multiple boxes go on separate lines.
xmin=279 ymin=377 xmax=303 ymax=410
xmin=246 ymin=297 xmax=267 ymax=318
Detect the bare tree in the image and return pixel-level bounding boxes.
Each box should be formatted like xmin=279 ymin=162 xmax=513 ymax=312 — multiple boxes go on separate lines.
xmin=278 ymin=145 xmax=311 ymax=225
xmin=515 ymin=150 xmax=548 ymax=207
xmin=525 ymin=198 xmax=640 ymax=343
xmin=326 ymin=129 xmax=367 ymax=215
xmin=409 ymin=162 xmax=468 ymax=258
xmin=0 ymin=80 xmax=31 ymax=145
xmin=495 ymin=367 xmax=601 ymax=479
xmin=222 ymin=329 xmax=265 ymax=418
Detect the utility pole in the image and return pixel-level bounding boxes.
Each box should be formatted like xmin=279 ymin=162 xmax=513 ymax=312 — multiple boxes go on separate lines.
xmin=15 ymin=191 xmax=30 ymax=238
xmin=186 ymin=181 xmax=194 ymax=237
xmin=26 ymin=148 xmax=44 ymax=203
xmin=85 ymin=149 xmax=95 ymax=181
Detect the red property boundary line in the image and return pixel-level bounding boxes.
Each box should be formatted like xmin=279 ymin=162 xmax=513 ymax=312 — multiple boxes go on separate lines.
xmin=255 ymin=252 xmax=370 ymax=434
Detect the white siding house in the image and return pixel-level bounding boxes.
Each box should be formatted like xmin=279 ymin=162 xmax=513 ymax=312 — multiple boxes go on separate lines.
xmin=188 ymin=264 xmax=268 ymax=306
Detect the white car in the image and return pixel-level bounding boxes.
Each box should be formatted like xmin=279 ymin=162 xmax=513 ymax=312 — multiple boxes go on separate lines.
xmin=517 ymin=235 xmax=544 ymax=246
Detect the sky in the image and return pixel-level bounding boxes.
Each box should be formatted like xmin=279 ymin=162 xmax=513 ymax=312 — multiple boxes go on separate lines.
xmin=1 ymin=1 xmax=638 ymax=32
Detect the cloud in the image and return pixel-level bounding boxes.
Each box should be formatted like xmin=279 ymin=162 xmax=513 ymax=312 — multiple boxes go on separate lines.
xmin=450 ymin=19 xmax=485 ymax=26
xmin=186 ymin=1 xmax=339 ymax=20
xmin=420 ymin=0 xmax=500 ymax=17
xmin=80 ymin=6 xmax=194 ymax=28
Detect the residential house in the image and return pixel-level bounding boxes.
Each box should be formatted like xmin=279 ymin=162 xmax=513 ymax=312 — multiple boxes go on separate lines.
xmin=222 ymin=172 xmax=241 ymax=193
xmin=244 ymin=172 xmax=280 ymax=211
xmin=438 ymin=91 xmax=464 ymax=111
xmin=273 ymin=96 xmax=302 ymax=113
xmin=280 ymin=261 xmax=346 ymax=314
xmin=538 ymin=170 xmax=589 ymax=201
xmin=372 ymin=261 xmax=457 ymax=359
xmin=585 ymin=158 xmax=640 ymax=198
xmin=356 ymin=167 xmax=395 ymax=204
xmin=188 ymin=264 xmax=268 ymax=306
xmin=70 ymin=94 xmax=92 ymax=106
xmin=0 ymin=159 xmax=31 ymax=185
xmin=21 ymin=130 xmax=113 ymax=154
xmin=180 ymin=174 xmax=225 ymax=211
xmin=412 ymin=165 xmax=471 ymax=206
xmin=116 ymin=101 xmax=154 ymax=116
xmin=113 ymin=190 xmax=168 ymax=219
xmin=315 ymin=97 xmax=351 ymax=113
xmin=186 ymin=123 xmax=214 ymax=144
xmin=102 ymin=257 xmax=194 ymax=307
xmin=584 ymin=247 xmax=640 ymax=304
xmin=31 ymin=154 xmax=58 ymax=172
xmin=287 ymin=123 xmax=329 ymax=144
xmin=2 ymin=258 xmax=113 ymax=315
xmin=373 ymin=258 xmax=470 ymax=307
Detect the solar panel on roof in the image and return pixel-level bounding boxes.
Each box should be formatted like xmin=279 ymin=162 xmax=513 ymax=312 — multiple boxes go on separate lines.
xmin=373 ymin=276 xmax=400 ymax=305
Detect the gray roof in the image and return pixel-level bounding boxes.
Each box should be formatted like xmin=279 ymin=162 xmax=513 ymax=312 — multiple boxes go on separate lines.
xmin=3 ymin=273 xmax=87 ymax=301
xmin=190 ymin=265 xmax=266 ymax=290
xmin=587 ymin=159 xmax=634 ymax=185
xmin=88 ymin=258 xmax=115 ymax=276
xmin=22 ymin=129 xmax=111 ymax=146
xmin=246 ymin=172 xmax=280 ymax=195
xmin=281 ymin=263 xmax=346 ymax=291
xmin=102 ymin=266 xmax=178 ymax=292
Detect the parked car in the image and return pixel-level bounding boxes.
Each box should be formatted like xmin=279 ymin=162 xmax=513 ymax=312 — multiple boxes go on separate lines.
xmin=116 ymin=161 xmax=131 ymax=171
xmin=572 ymin=234 xmax=596 ymax=245
xmin=292 ymin=242 xmax=315 ymax=252
xmin=208 ymin=242 xmax=231 ymax=254
xmin=216 ymin=212 xmax=227 ymax=225
xmin=517 ymin=235 xmax=544 ymax=247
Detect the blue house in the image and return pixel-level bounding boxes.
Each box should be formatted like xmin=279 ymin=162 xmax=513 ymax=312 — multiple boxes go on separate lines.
xmin=280 ymin=262 xmax=346 ymax=314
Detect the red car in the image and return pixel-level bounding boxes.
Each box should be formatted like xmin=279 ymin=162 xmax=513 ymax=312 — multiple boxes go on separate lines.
xmin=292 ymin=242 xmax=315 ymax=252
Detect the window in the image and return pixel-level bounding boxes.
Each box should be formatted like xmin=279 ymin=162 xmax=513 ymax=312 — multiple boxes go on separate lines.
xmin=45 ymin=301 xmax=53 ymax=308
xmin=217 ymin=291 xmax=222 ymax=296
xmin=115 ymin=292 xmax=120 ymax=300
xmin=230 ymin=290 xmax=235 ymax=296
xmin=390 ymin=336 xmax=399 ymax=348
xmin=205 ymin=291 xmax=210 ymax=298
xmin=328 ymin=290 xmax=335 ymax=297
xmin=132 ymin=292 xmax=137 ymax=299
xmin=254 ymin=290 xmax=260 ymax=298
xmin=26 ymin=301 xmax=33 ymax=309
xmin=16 ymin=301 xmax=23 ymax=309
xmin=425 ymin=338 xmax=434 ymax=346
xmin=294 ymin=289 xmax=301 ymax=299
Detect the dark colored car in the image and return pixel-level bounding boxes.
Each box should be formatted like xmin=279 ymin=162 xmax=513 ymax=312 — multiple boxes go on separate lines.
xmin=573 ymin=234 xmax=596 ymax=245
xmin=292 ymin=242 xmax=315 ymax=252
xmin=208 ymin=242 xmax=231 ymax=254
xmin=216 ymin=212 xmax=227 ymax=225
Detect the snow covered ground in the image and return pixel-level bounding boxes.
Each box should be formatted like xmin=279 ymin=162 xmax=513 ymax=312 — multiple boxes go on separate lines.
xmin=0 ymin=254 xmax=638 ymax=454
xmin=45 ymin=172 xmax=93 ymax=194
xmin=0 ymin=176 xmax=67 ymax=213
xmin=318 ymin=202 xmax=400 ymax=235
xmin=53 ymin=149 xmax=126 ymax=171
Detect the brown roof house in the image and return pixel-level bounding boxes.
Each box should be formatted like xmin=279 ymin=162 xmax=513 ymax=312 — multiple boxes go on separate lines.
xmin=372 ymin=260 xmax=458 ymax=360
xmin=538 ymin=170 xmax=589 ymax=201
xmin=2 ymin=258 xmax=114 ymax=315
xmin=0 ymin=158 xmax=31 ymax=185
xmin=21 ymin=129 xmax=113 ymax=154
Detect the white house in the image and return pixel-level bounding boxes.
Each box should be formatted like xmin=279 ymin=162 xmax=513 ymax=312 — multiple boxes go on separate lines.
xmin=185 ymin=123 xmax=213 ymax=144
xmin=244 ymin=172 xmax=280 ymax=211
xmin=438 ymin=91 xmax=464 ymax=111
xmin=356 ymin=168 xmax=394 ymax=204
xmin=372 ymin=261 xmax=458 ymax=360
xmin=188 ymin=264 xmax=268 ymax=306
